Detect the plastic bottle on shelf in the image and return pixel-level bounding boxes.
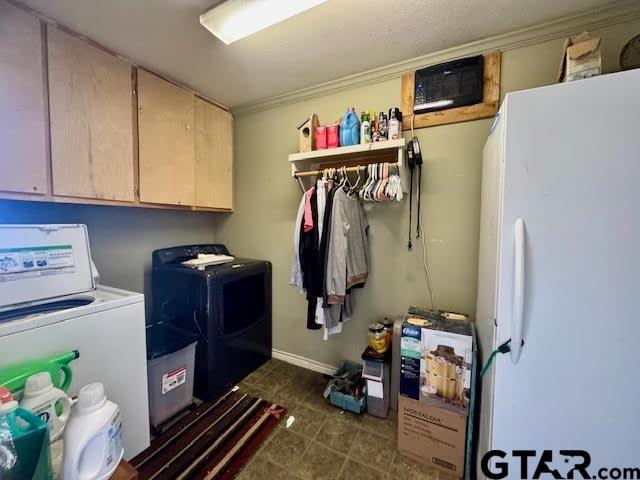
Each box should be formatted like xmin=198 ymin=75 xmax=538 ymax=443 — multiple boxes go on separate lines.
xmin=62 ymin=383 xmax=123 ymax=480
xmin=360 ymin=111 xmax=371 ymax=144
xmin=372 ymin=118 xmax=381 ymax=143
xmin=388 ymin=107 xmax=403 ymax=140
xmin=379 ymin=112 xmax=388 ymax=140
xmin=370 ymin=108 xmax=378 ymax=135
xmin=340 ymin=107 xmax=360 ymax=146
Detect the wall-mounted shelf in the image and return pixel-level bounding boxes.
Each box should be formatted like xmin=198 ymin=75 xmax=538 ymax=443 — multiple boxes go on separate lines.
xmin=289 ymin=138 xmax=406 ymax=191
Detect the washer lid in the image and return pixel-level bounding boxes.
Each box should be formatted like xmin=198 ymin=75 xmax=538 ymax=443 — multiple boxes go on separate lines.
xmin=0 ymin=224 xmax=96 ymax=309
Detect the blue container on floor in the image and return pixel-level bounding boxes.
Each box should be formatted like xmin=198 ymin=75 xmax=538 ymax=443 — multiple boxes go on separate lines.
xmin=329 ymin=361 xmax=366 ymax=414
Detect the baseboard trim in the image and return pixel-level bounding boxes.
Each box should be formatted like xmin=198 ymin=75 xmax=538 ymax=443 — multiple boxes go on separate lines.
xmin=271 ymin=349 xmax=337 ymax=376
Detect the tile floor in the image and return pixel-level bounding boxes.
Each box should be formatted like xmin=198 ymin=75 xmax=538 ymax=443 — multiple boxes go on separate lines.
xmin=236 ymin=358 xmax=455 ymax=480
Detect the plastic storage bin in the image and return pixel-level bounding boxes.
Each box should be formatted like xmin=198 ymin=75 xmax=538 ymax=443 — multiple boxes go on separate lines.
xmin=364 ymin=362 xmax=390 ymax=418
xmin=362 ymin=347 xmax=391 ymax=418
xmin=329 ymin=361 xmax=366 ymax=414
xmin=146 ymin=324 xmax=197 ymax=429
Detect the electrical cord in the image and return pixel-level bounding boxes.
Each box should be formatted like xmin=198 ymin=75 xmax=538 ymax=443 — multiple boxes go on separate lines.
xmin=418 ymin=204 xmax=436 ymax=310
xmin=410 ymin=113 xmax=436 ymax=310
xmin=480 ymin=338 xmax=525 ymax=377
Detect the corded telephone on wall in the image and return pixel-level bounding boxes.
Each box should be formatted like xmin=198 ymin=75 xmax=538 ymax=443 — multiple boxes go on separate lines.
xmin=406 ymin=136 xmax=422 ymax=251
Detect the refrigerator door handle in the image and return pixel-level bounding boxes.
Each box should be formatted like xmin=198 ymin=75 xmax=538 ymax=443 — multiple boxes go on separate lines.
xmin=511 ymin=218 xmax=525 ymax=364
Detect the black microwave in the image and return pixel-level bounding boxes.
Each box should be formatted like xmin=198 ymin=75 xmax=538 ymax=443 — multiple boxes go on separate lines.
xmin=414 ymin=55 xmax=484 ymax=114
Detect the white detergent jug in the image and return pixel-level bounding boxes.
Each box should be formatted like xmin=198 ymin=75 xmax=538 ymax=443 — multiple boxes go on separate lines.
xmin=62 ymin=383 xmax=123 ymax=480
xmin=20 ymin=371 xmax=72 ymax=442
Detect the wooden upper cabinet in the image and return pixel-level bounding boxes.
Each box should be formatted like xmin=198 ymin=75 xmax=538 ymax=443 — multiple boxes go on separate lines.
xmin=0 ymin=1 xmax=47 ymax=195
xmin=47 ymin=26 xmax=135 ymax=201
xmin=137 ymin=69 xmax=195 ymax=206
xmin=195 ymin=97 xmax=233 ymax=210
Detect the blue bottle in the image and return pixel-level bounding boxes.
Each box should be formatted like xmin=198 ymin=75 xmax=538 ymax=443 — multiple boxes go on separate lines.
xmin=340 ymin=107 xmax=360 ymax=146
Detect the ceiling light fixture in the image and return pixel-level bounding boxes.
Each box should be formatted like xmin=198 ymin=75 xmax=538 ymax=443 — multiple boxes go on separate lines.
xmin=200 ymin=0 xmax=328 ymax=45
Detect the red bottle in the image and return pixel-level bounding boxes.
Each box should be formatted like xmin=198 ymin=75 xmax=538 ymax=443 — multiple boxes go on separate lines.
xmin=327 ymin=124 xmax=340 ymax=148
xmin=315 ymin=126 xmax=327 ymax=150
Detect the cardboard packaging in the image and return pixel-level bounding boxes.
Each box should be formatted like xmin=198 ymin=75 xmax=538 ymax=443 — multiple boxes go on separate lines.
xmin=400 ymin=308 xmax=474 ymax=416
xmin=398 ymin=396 xmax=467 ymax=478
xmin=557 ymin=32 xmax=602 ymax=83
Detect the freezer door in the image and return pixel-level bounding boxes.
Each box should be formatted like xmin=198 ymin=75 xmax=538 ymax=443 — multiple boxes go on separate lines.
xmin=489 ymin=70 xmax=640 ymax=473
xmin=475 ymin=106 xmax=506 ymax=467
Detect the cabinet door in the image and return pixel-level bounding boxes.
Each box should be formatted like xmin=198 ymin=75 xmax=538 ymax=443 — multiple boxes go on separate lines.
xmin=48 ymin=26 xmax=134 ymax=201
xmin=0 ymin=1 xmax=47 ymax=195
xmin=195 ymin=97 xmax=233 ymax=209
xmin=137 ymin=69 xmax=195 ymax=206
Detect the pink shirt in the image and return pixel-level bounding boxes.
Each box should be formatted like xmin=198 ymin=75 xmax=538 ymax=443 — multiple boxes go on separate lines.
xmin=303 ymin=187 xmax=315 ymax=232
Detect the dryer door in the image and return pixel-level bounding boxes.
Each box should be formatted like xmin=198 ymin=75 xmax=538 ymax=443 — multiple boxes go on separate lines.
xmin=215 ymin=262 xmax=270 ymax=340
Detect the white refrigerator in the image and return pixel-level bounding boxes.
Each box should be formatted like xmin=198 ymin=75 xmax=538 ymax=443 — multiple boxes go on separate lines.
xmin=476 ymin=69 xmax=640 ymax=478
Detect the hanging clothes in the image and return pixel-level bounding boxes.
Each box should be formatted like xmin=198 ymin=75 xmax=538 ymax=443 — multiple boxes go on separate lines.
xmin=318 ymin=182 xmax=345 ymax=338
xmin=313 ymin=180 xmax=327 ymax=330
xmin=290 ymin=189 xmax=308 ymax=293
xmin=303 ymin=187 xmax=315 ymax=233
xmin=299 ymin=188 xmax=322 ymax=330
xmin=325 ymin=188 xmax=369 ymax=304
xmin=291 ymin=177 xmax=370 ymax=339
xmin=322 ymin=187 xmax=368 ymax=336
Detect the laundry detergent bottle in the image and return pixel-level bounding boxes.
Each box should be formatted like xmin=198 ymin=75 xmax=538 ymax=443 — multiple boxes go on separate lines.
xmin=62 ymin=383 xmax=123 ymax=480
xmin=20 ymin=372 xmax=72 ymax=442
xmin=340 ymin=107 xmax=360 ymax=146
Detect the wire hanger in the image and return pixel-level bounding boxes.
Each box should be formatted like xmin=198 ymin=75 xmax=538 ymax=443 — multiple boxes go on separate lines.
xmin=349 ymin=165 xmax=362 ymax=195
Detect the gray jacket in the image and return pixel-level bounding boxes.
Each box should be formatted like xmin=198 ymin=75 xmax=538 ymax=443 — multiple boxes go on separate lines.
xmin=325 ymin=188 xmax=369 ymax=305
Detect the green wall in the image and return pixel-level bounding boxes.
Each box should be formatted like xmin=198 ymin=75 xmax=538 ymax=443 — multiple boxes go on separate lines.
xmin=214 ymin=19 xmax=640 ymax=367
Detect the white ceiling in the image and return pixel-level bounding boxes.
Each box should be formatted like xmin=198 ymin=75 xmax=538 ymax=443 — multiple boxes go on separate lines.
xmin=19 ymin=0 xmax=619 ymax=108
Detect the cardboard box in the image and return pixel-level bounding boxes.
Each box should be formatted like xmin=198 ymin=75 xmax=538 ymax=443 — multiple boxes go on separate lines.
xmin=400 ymin=308 xmax=474 ymax=415
xmin=398 ymin=396 xmax=467 ymax=478
xmin=557 ymin=32 xmax=601 ymax=83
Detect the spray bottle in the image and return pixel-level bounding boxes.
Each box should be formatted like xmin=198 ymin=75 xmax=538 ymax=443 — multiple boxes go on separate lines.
xmin=0 ymin=350 xmax=80 ymax=394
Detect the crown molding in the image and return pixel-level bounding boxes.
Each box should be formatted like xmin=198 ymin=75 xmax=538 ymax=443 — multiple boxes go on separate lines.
xmin=232 ymin=0 xmax=640 ymax=117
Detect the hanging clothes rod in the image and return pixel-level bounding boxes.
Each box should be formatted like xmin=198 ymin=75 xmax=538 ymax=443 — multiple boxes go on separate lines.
xmin=293 ymin=165 xmax=367 ymax=178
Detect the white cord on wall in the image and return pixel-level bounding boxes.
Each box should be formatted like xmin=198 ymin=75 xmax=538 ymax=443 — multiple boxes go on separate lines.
xmin=410 ymin=113 xmax=437 ymax=310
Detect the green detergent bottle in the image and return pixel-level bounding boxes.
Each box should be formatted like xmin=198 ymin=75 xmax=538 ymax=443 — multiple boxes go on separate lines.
xmin=0 ymin=387 xmax=53 ymax=479
xmin=0 ymin=350 xmax=79 ymax=394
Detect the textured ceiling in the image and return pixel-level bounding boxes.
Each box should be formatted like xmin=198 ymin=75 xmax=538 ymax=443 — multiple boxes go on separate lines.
xmin=19 ymin=0 xmax=620 ymax=107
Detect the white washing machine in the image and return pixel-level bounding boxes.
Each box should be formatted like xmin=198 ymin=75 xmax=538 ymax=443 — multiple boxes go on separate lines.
xmin=0 ymin=224 xmax=150 ymax=459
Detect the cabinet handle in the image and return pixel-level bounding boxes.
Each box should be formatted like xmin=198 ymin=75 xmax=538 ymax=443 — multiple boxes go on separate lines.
xmin=185 ymin=124 xmax=191 ymax=131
